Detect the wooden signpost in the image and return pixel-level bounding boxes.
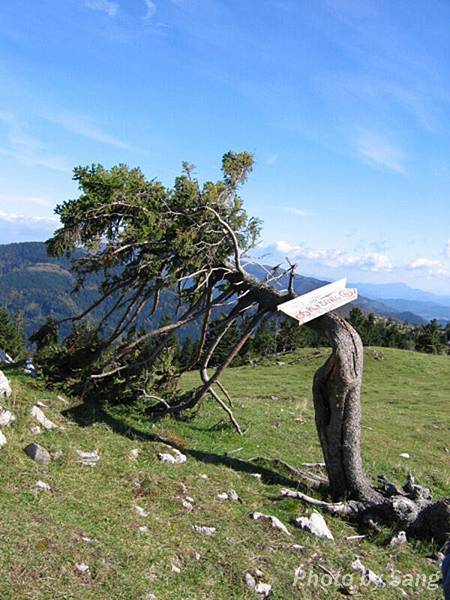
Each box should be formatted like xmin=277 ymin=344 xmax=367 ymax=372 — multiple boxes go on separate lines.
xmin=277 ymin=278 xmax=358 ymax=325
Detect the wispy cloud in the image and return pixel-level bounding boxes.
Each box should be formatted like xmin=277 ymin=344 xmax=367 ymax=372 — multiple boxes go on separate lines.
xmin=42 ymin=111 xmax=131 ymax=149
xmin=283 ymin=207 xmax=310 ymax=217
xmin=84 ymin=0 xmax=119 ymax=18
xmin=274 ymin=240 xmax=393 ymax=272
xmin=0 ymin=194 xmax=55 ymax=209
xmin=0 ymin=112 xmax=71 ymax=173
xmin=445 ymin=240 xmax=450 ymax=259
xmin=143 ymin=0 xmax=157 ymax=19
xmin=0 ymin=211 xmax=58 ymax=224
xmin=265 ymin=153 xmax=278 ymax=166
xmin=356 ymin=131 xmax=406 ymax=174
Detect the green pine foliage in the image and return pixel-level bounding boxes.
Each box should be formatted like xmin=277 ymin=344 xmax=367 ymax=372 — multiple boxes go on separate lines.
xmin=0 ymin=307 xmax=27 ymax=360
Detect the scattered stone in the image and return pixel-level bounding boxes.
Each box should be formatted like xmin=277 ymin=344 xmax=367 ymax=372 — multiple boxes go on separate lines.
xmin=0 ymin=430 xmax=6 ymax=447
xmin=35 ymin=401 xmax=47 ymax=408
xmin=270 ymin=395 xmax=279 ymax=401
xmin=128 ymin=448 xmax=140 ymax=459
xmin=181 ymin=499 xmax=193 ymax=511
xmin=198 ymin=473 xmax=208 ymax=479
xmin=294 ymin=511 xmax=334 ymax=541
xmin=24 ymin=359 xmax=38 ymax=377
xmin=390 ymin=531 xmax=407 ymax=546
xmin=76 ymin=449 xmax=100 ymax=467
xmin=80 ymin=535 xmax=94 ymax=543
xmin=185 ymin=495 xmax=194 ymax=503
xmin=276 ymin=361 xmax=285 ymax=366
xmin=290 ymin=544 xmax=305 ymax=553
xmin=351 ymin=558 xmax=384 ymax=587
xmin=157 ymin=446 xmax=187 ymax=465
xmin=0 ymin=407 xmax=15 ymax=427
xmin=250 ymin=473 xmax=262 ymax=480
xmin=0 ymin=370 xmax=12 ymax=398
xmin=52 ymin=450 xmax=63 ymax=461
xmin=251 ymin=512 xmax=291 ymax=536
xmin=245 ymin=573 xmax=272 ymax=597
xmin=134 ymin=505 xmax=149 ymax=517
xmin=188 ymin=549 xmax=201 ymax=561
xmin=133 ymin=479 xmax=141 ymax=491
xmin=34 ymin=480 xmax=51 ymax=491
xmin=399 ymin=453 xmax=410 ymax=459
xmin=192 ymin=525 xmax=216 ymax=536
xmin=217 ymin=489 xmax=240 ymax=502
xmin=138 ymin=526 xmax=149 ymax=534
xmin=30 ymin=425 xmax=42 ymax=435
xmin=171 ymin=564 xmax=181 ymax=573
xmin=0 ymin=349 xmax=13 ymax=365
xmin=75 ymin=562 xmax=91 ymax=580
xmin=31 ymin=405 xmax=58 ymax=430
xmin=24 ymin=442 xmax=51 ymax=465
xmin=144 ymin=594 xmax=156 ymax=600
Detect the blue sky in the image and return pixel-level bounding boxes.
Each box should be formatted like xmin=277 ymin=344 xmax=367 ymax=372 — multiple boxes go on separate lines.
xmin=0 ymin=0 xmax=450 ymax=293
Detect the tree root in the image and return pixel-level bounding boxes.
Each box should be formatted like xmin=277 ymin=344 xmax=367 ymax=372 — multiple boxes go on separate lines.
xmin=281 ymin=473 xmax=450 ymax=548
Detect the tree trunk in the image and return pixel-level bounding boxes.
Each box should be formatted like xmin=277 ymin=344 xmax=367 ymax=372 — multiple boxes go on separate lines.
xmin=308 ymin=313 xmax=382 ymax=503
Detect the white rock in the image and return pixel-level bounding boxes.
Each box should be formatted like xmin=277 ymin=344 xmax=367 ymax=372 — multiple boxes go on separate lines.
xmin=192 ymin=525 xmax=216 ymax=536
xmin=0 ymin=349 xmax=13 ymax=365
xmin=171 ymin=564 xmax=181 ymax=573
xmin=251 ymin=512 xmax=291 ymax=536
xmin=217 ymin=489 xmax=240 ymax=502
xmin=291 ymin=544 xmax=305 ymax=553
xmin=34 ymin=480 xmax=51 ymax=491
xmin=80 ymin=536 xmax=94 ymax=543
xmin=181 ymin=499 xmax=193 ymax=511
xmin=0 ymin=430 xmax=6 ymax=447
xmin=76 ymin=449 xmax=99 ymax=466
xmin=36 ymin=401 xmax=47 ymax=408
xmin=270 ymin=395 xmax=279 ymax=401
xmin=250 ymin=473 xmax=262 ymax=480
xmin=245 ymin=573 xmax=272 ymax=597
xmin=390 ymin=531 xmax=407 ymax=546
xmin=294 ymin=511 xmax=334 ymax=541
xmin=30 ymin=426 xmax=42 ymax=435
xmin=138 ymin=526 xmax=149 ymax=534
xmin=31 ymin=405 xmax=58 ymax=430
xmin=255 ymin=583 xmax=272 ymax=598
xmin=144 ymin=594 xmax=156 ymax=600
xmin=198 ymin=473 xmax=208 ymax=479
xmin=75 ymin=563 xmax=91 ymax=578
xmin=399 ymin=453 xmax=410 ymax=459
xmin=352 ymin=558 xmax=385 ymax=587
xmin=52 ymin=450 xmax=63 ymax=461
xmin=128 ymin=448 xmax=140 ymax=459
xmin=134 ymin=505 xmax=149 ymax=517
xmin=351 ymin=558 xmax=385 ymax=587
xmin=157 ymin=446 xmax=187 ymax=465
xmin=0 ymin=408 xmax=15 ymax=427
xmin=0 ymin=371 xmax=12 ymax=398
xmin=185 ymin=495 xmax=194 ymax=503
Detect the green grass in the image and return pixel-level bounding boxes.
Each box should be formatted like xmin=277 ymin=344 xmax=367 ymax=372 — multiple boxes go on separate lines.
xmin=0 ymin=347 xmax=449 ymax=599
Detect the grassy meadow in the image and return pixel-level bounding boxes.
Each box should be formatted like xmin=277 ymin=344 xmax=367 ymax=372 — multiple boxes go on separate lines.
xmin=0 ymin=347 xmax=449 ymax=599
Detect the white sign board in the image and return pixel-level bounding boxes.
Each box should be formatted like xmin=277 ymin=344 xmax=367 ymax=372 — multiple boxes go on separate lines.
xmin=277 ymin=278 xmax=358 ymax=325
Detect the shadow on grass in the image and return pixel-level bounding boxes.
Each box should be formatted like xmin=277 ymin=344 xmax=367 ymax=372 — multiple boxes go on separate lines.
xmin=63 ymin=400 xmax=302 ymax=489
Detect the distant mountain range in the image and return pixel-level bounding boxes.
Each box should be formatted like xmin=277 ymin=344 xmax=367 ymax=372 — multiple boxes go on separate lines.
xmin=351 ymin=282 xmax=450 ymax=325
xmin=1 ymin=242 xmax=446 ymax=340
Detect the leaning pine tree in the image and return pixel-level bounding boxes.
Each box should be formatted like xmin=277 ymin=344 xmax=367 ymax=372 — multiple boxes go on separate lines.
xmin=43 ymin=152 xmax=449 ymax=547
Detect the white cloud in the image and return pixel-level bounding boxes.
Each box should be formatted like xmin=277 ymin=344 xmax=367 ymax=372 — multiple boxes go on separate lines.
xmin=445 ymin=239 xmax=450 ymax=259
xmin=274 ymin=241 xmax=393 ymax=272
xmin=143 ymin=0 xmax=157 ymax=19
xmin=0 ymin=194 xmax=55 ymax=209
xmin=0 ymin=211 xmax=58 ymax=224
xmin=84 ymin=0 xmax=119 ymax=17
xmin=284 ymin=207 xmax=309 ymax=217
xmin=42 ymin=112 xmax=131 ymax=149
xmin=356 ymin=132 xmax=406 ymax=174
